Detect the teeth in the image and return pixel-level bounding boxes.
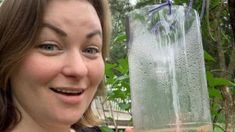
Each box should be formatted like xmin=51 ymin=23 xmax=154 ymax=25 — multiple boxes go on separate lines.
xmin=56 ymin=89 xmax=82 ymax=94
xmin=50 ymin=88 xmax=83 ymax=95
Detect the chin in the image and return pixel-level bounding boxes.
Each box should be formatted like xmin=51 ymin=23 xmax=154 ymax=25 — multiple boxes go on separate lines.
xmin=52 ymin=111 xmax=83 ymax=127
xmin=56 ymin=117 xmax=80 ymax=127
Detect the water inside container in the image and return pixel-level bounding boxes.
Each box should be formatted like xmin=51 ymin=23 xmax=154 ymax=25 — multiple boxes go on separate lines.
xmin=127 ymin=5 xmax=212 ymax=131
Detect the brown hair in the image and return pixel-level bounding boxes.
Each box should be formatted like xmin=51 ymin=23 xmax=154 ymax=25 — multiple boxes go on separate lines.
xmin=0 ymin=0 xmax=111 ymax=131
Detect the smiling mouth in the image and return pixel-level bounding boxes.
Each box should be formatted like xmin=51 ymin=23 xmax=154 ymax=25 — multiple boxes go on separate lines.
xmin=50 ymin=88 xmax=84 ymax=96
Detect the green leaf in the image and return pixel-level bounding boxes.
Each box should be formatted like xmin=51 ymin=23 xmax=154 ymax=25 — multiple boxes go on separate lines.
xmin=100 ymin=125 xmax=114 ymax=132
xmin=118 ymin=58 xmax=128 ymax=68
xmin=204 ymin=51 xmax=216 ymax=62
xmin=206 ymin=71 xmax=215 ymax=87
xmin=116 ymin=74 xmax=129 ymax=81
xmin=105 ymin=63 xmax=116 ymax=78
xmin=208 ymin=87 xmax=222 ymax=98
xmin=206 ymin=71 xmax=235 ymax=87
xmin=113 ymin=33 xmax=127 ymax=44
xmin=213 ymin=78 xmax=235 ymax=87
xmin=116 ymin=58 xmax=129 ymax=73
xmin=213 ymin=124 xmax=225 ymax=132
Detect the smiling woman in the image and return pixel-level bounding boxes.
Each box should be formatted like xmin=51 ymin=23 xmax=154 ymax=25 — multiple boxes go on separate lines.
xmin=0 ymin=0 xmax=111 ymax=132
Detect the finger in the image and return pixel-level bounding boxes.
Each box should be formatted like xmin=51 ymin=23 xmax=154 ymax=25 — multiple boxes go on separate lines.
xmin=125 ymin=127 xmax=133 ymax=132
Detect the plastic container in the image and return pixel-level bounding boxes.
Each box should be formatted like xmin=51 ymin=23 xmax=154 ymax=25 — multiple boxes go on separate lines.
xmin=127 ymin=5 xmax=212 ymax=132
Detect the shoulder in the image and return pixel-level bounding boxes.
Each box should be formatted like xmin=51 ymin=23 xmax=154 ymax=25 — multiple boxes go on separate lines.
xmin=80 ymin=126 xmax=101 ymax=132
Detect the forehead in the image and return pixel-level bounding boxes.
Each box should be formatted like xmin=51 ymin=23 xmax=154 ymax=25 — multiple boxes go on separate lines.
xmin=43 ymin=0 xmax=101 ymax=31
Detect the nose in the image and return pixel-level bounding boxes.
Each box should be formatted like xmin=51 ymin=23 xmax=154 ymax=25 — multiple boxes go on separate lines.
xmin=61 ymin=51 xmax=88 ymax=78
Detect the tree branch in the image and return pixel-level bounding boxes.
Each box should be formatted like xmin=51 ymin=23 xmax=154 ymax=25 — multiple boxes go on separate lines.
xmin=215 ymin=4 xmax=226 ymax=77
xmin=225 ymin=46 xmax=235 ymax=80
xmin=206 ymin=0 xmax=216 ymax=41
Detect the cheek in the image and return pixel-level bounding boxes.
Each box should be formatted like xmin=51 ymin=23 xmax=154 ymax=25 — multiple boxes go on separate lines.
xmin=89 ymin=59 xmax=104 ymax=85
xmin=17 ymin=53 xmax=60 ymax=85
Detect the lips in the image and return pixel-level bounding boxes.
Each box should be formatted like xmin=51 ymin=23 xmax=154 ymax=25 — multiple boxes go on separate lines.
xmin=50 ymin=87 xmax=84 ymax=96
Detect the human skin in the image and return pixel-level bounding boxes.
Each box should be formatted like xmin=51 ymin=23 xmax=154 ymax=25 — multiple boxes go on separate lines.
xmin=10 ymin=0 xmax=104 ymax=132
xmin=125 ymin=128 xmax=133 ymax=132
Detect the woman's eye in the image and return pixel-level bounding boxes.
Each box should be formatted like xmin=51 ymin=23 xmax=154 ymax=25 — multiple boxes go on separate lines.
xmin=84 ymin=47 xmax=100 ymax=54
xmin=36 ymin=42 xmax=63 ymax=55
xmin=37 ymin=43 xmax=60 ymax=51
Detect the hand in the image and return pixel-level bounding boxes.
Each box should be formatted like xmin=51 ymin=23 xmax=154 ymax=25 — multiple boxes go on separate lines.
xmin=125 ymin=128 xmax=133 ymax=132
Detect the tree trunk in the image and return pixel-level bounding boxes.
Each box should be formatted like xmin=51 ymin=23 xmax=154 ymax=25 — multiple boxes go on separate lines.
xmin=221 ymin=86 xmax=234 ymax=132
xmin=224 ymin=0 xmax=235 ymax=131
xmin=228 ymin=0 xmax=235 ymax=42
xmin=214 ymin=1 xmax=234 ymax=131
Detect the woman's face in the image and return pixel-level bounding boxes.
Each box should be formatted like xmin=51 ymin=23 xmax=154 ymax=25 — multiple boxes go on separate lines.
xmin=10 ymin=0 xmax=103 ymax=130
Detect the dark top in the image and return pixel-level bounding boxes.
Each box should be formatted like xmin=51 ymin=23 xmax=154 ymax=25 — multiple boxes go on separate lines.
xmin=80 ymin=126 xmax=101 ymax=132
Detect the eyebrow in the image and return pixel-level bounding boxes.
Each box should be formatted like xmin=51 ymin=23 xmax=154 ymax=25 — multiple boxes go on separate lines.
xmin=42 ymin=22 xmax=102 ymax=39
xmin=42 ymin=23 xmax=67 ymax=36
xmin=87 ymin=30 xmax=102 ymax=39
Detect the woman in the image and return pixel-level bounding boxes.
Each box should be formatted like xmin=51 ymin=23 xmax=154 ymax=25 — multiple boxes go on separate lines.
xmin=0 ymin=0 xmax=111 ymax=131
